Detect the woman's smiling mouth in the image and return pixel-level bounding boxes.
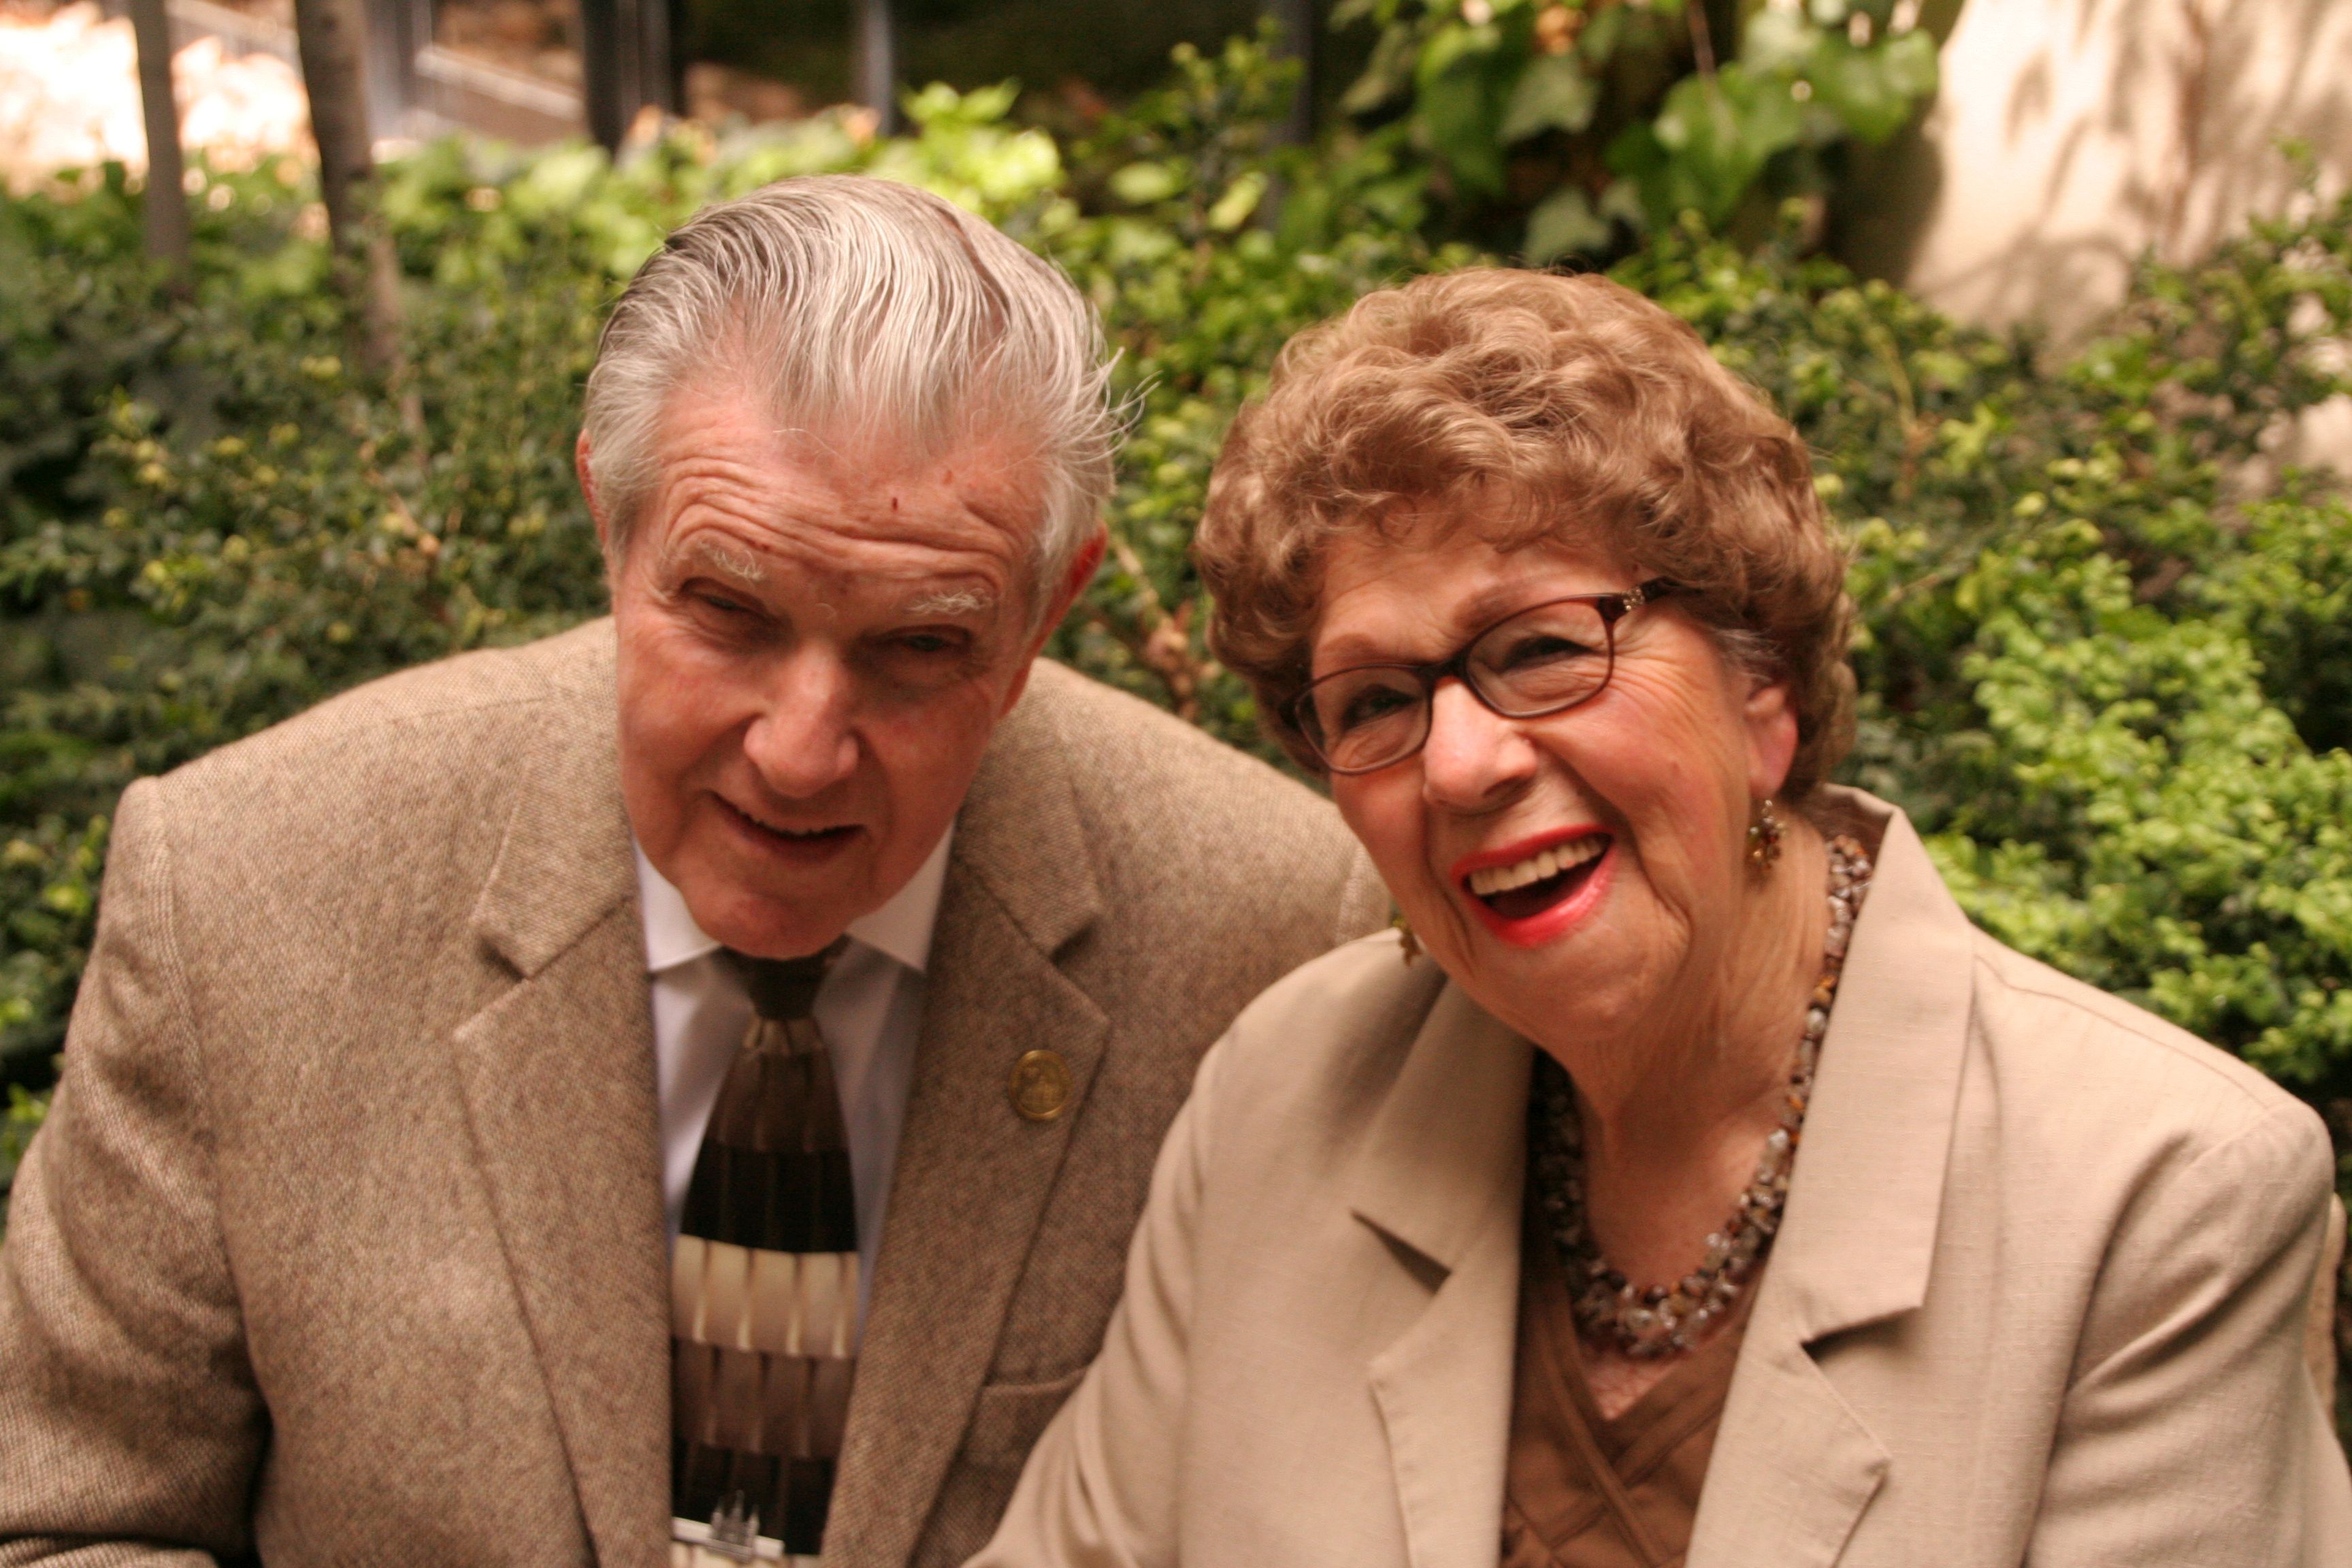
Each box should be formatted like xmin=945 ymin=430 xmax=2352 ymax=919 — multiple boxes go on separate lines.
xmin=1453 ymin=829 xmax=1616 ymax=944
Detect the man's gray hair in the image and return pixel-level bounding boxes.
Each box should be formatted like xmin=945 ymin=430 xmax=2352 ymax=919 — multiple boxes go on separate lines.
xmin=583 ymin=175 xmax=1118 ymax=610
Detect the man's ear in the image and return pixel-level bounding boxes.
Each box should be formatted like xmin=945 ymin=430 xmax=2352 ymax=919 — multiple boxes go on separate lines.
xmin=1049 ymin=531 xmax=1109 ymax=628
xmin=575 ymin=431 xmax=612 ymax=553
xmin=1002 ymin=529 xmax=1109 ymax=715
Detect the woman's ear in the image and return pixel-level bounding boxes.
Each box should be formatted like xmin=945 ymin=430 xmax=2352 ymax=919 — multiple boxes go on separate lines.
xmin=1742 ymin=676 xmax=1801 ymax=800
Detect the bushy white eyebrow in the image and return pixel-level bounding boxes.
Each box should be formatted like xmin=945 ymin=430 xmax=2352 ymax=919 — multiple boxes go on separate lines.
xmin=902 ymin=587 xmax=996 ymax=617
xmin=656 ymin=534 xmax=767 ymax=589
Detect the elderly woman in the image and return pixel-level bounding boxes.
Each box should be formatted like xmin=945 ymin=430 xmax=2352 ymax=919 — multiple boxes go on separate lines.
xmin=971 ymin=270 xmax=2352 ymax=1567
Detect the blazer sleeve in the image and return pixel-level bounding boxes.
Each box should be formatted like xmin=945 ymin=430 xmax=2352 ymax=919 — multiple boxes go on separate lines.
xmin=1334 ymin=845 xmax=1394 ymax=951
xmin=2028 ymin=1096 xmax=2352 ymax=1567
xmin=964 ymin=1028 xmax=1236 ymax=1568
xmin=0 ymin=779 xmax=264 ymax=1565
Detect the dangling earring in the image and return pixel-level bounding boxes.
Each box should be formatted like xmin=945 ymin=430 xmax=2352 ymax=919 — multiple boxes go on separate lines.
xmin=1391 ymin=910 xmax=1422 ymax=964
xmin=1746 ymin=796 xmax=1784 ymax=874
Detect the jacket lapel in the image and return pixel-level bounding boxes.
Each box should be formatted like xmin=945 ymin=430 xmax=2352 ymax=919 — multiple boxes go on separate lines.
xmin=1350 ymin=981 xmax=1533 ymax=1568
xmin=1688 ymin=792 xmax=1975 ymax=1568
xmin=446 ymin=641 xmax=674 ymax=1568
xmin=824 ymin=685 xmax=1109 ymax=1568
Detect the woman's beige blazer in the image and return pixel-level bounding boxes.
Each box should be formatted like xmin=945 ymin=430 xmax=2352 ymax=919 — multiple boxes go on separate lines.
xmin=970 ymin=789 xmax=2352 ymax=1568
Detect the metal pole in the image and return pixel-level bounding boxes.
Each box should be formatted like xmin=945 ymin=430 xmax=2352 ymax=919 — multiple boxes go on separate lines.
xmin=579 ymin=0 xmax=628 ymax=150
xmin=638 ymin=0 xmax=676 ymax=116
xmin=856 ymin=0 xmax=896 ymax=137
xmin=127 ymin=0 xmax=191 ymax=276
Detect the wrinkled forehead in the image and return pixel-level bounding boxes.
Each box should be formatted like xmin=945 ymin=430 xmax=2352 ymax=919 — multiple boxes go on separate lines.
xmin=1311 ymin=497 xmax=1638 ymax=646
xmin=652 ymin=379 xmax=1049 ymax=532
xmin=634 ymin=383 xmax=1055 ymax=610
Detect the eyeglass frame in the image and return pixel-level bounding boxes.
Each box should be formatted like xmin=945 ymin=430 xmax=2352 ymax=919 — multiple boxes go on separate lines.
xmin=1284 ymin=578 xmax=1684 ymax=776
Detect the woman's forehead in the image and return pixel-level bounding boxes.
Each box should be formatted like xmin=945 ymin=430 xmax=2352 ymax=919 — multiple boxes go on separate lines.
xmin=1313 ymin=529 xmax=1635 ymax=661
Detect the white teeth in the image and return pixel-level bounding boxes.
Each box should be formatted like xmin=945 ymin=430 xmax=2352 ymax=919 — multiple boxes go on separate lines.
xmin=1467 ymin=837 xmax=1605 ymax=898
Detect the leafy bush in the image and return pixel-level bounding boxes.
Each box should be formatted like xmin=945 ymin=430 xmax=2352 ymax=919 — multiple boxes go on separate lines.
xmin=1334 ymin=0 xmax=1940 ymax=260
xmin=5 ymin=33 xmax=2352 ymax=1262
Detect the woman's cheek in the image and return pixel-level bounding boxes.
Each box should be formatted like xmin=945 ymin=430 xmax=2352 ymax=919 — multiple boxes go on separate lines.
xmin=1335 ymin=777 xmax=1437 ymax=911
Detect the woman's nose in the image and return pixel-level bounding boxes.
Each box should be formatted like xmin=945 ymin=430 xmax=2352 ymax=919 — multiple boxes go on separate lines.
xmin=741 ymin=647 xmax=861 ymax=798
xmin=1419 ymin=678 xmax=1537 ymax=809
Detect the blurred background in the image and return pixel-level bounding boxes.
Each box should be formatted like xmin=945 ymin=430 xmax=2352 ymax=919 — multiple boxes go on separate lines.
xmin=5 ymin=0 xmax=2345 ymax=329
xmin=1 ymin=0 xmax=2350 ymax=1417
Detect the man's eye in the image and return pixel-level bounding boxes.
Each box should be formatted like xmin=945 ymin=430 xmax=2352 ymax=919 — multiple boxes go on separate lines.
xmin=896 ymin=632 xmax=956 ymax=655
xmin=696 ymin=593 xmax=750 ymax=615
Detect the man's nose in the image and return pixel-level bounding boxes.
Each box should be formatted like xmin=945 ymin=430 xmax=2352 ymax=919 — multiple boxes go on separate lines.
xmin=741 ymin=647 xmax=861 ymax=798
xmin=1419 ymin=678 xmax=1537 ymax=811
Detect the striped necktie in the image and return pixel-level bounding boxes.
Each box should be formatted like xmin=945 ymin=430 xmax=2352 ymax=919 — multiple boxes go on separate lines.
xmin=670 ymin=941 xmax=858 ymax=1565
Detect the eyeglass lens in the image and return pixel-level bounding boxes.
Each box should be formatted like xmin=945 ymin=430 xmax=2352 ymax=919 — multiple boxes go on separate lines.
xmin=1303 ymin=597 xmax=1619 ymax=773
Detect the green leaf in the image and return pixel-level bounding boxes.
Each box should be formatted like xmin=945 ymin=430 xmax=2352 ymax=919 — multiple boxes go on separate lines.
xmin=1413 ymin=20 xmax=1522 ymax=196
xmin=1524 ymin=184 xmax=1611 ymax=261
xmin=1500 ymin=52 xmax=1599 ymax=142
xmin=1806 ymin=31 xmax=1940 ymax=144
xmin=1207 ymin=172 xmax=1269 ymax=231
xmin=1621 ymin=64 xmax=1805 ymax=227
xmin=1110 ymin=162 xmax=1183 ymax=205
xmin=1739 ymin=8 xmax=1820 ymax=76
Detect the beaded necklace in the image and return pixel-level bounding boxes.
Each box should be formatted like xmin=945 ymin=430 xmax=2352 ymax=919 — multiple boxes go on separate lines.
xmin=1527 ymin=834 xmax=1874 ymax=1360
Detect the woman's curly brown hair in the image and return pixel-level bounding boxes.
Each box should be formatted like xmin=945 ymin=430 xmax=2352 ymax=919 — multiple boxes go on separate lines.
xmin=1194 ymin=268 xmax=1855 ymax=797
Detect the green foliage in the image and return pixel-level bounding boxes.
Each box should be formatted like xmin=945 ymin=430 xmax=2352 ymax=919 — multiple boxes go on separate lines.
xmin=5 ymin=35 xmax=2352 ymax=1226
xmin=0 ymin=1083 xmax=44 ymax=1195
xmin=1619 ymin=198 xmax=2352 ymax=1171
xmin=1335 ymin=0 xmax=1938 ymax=259
xmin=1050 ymin=32 xmax=1471 ymax=732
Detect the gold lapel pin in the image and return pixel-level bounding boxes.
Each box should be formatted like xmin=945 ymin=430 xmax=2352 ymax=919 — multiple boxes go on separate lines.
xmin=1008 ymin=1048 xmax=1073 ymax=1122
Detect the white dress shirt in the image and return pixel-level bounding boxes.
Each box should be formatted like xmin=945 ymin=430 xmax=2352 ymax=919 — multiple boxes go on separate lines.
xmin=635 ymin=829 xmax=953 ymax=1323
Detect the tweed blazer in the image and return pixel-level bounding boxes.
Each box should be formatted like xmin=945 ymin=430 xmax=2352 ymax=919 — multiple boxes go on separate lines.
xmin=973 ymin=788 xmax=2352 ymax=1568
xmin=0 ymin=619 xmax=1391 ymax=1567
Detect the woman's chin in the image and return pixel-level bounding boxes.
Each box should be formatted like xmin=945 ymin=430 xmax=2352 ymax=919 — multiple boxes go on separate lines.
xmin=1462 ymin=840 xmax=1617 ymax=950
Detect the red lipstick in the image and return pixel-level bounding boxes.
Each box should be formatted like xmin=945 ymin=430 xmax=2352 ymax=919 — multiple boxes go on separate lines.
xmin=1450 ymin=826 xmax=1615 ymax=949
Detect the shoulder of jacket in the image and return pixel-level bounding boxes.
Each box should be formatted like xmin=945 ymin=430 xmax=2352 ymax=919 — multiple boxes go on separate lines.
xmin=152 ymin=619 xmax=613 ymax=805
xmin=1964 ymin=925 xmax=2317 ymax=1141
xmin=1213 ymin=933 xmax=1444 ymax=1081
xmin=1018 ymin=659 xmax=1356 ymax=861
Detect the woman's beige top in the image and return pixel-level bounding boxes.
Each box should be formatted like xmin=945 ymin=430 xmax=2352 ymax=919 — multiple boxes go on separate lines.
xmin=970 ymin=788 xmax=2352 ymax=1568
xmin=1501 ymin=1227 xmax=1754 ymax=1568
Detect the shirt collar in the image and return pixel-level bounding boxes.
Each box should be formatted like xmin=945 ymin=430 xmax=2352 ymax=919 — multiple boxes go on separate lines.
xmin=634 ymin=826 xmax=953 ymax=977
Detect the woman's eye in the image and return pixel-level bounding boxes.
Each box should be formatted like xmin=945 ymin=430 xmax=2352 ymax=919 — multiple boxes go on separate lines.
xmin=1339 ymin=684 xmax=1416 ymax=732
xmin=1495 ymin=634 xmax=1592 ymax=670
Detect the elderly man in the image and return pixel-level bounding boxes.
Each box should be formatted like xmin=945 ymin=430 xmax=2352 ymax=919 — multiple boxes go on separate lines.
xmin=0 ymin=178 xmax=1386 ymax=1566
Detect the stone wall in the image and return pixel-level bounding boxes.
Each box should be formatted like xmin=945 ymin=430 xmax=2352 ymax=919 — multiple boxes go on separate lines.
xmin=1840 ymin=0 xmax=2351 ymax=462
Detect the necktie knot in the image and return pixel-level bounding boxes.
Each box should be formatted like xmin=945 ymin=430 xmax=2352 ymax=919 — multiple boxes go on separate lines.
xmin=728 ymin=938 xmax=847 ymax=1022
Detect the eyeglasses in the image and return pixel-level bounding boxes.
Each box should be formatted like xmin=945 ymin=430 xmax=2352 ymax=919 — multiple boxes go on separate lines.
xmin=1287 ymin=579 xmax=1682 ymax=775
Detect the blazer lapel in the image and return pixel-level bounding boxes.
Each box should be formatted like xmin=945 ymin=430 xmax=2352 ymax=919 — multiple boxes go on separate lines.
xmin=447 ymin=655 xmax=674 ymax=1568
xmin=825 ymin=687 xmax=1109 ymax=1568
xmin=1688 ymin=792 xmax=1975 ymax=1568
xmin=1350 ymin=981 xmax=1533 ymax=1568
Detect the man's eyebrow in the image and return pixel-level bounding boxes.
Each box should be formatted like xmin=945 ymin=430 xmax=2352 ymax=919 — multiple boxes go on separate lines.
xmin=901 ymin=587 xmax=997 ymax=617
xmin=654 ymin=534 xmax=767 ymax=589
